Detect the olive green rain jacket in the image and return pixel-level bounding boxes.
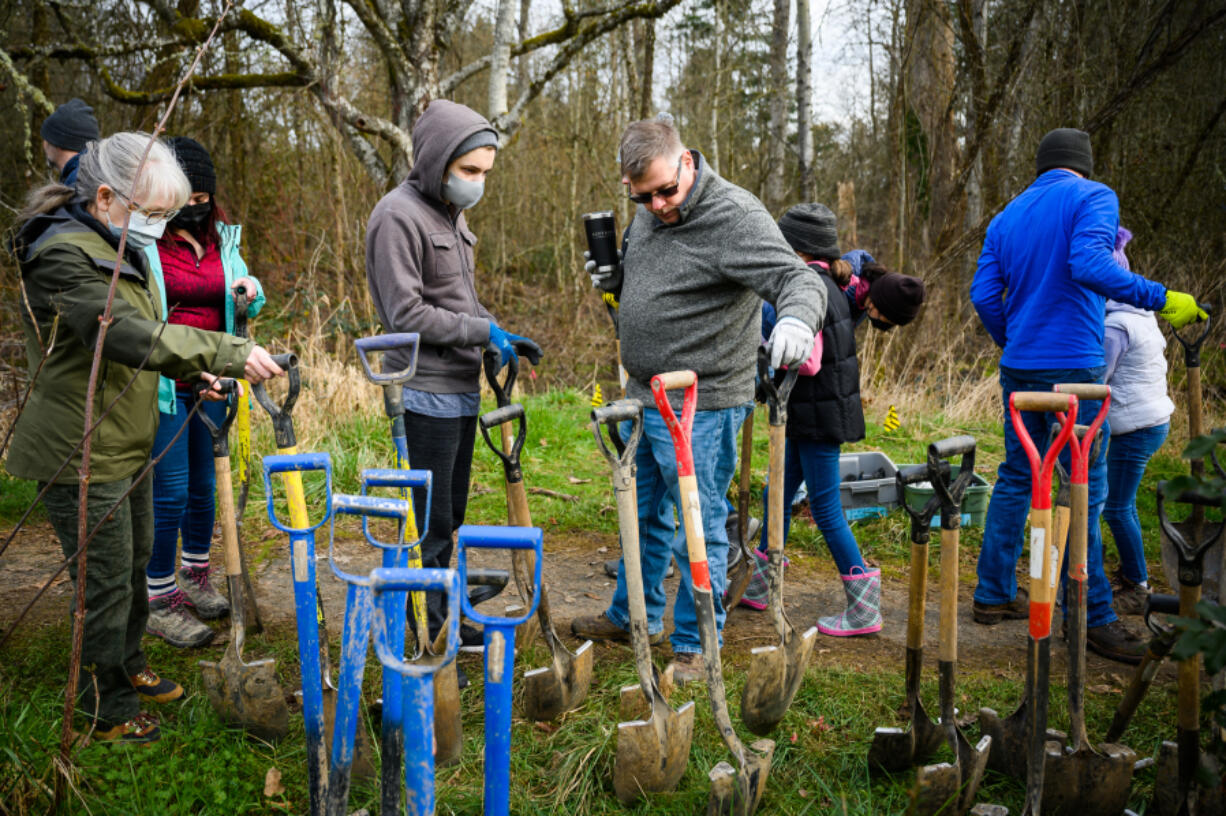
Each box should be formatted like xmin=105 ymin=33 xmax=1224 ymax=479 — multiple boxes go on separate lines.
xmin=6 ymin=205 xmax=253 ymax=484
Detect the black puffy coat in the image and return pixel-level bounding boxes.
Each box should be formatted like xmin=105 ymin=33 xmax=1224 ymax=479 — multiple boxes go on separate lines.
xmin=782 ymin=265 xmax=865 ymax=444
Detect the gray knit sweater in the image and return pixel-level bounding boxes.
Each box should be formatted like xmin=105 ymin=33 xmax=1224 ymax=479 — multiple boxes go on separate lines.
xmin=615 ymin=152 xmax=824 ymax=410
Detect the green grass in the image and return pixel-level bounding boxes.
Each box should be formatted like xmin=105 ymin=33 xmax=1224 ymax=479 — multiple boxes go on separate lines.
xmin=0 ymin=389 xmax=1200 ymax=813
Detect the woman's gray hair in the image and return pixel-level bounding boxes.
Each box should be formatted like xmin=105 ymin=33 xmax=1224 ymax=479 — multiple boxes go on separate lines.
xmin=619 ymin=117 xmax=684 ymax=182
xmin=17 ymin=131 xmax=191 ymax=226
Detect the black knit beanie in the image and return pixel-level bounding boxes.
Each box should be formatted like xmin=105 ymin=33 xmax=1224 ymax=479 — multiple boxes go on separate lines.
xmin=868 ymin=274 xmax=925 ymax=326
xmin=448 ymin=129 xmax=499 ymax=166
xmin=40 ymin=98 xmax=100 ymax=152
xmin=168 ymin=136 xmax=217 ymax=195
xmin=1036 ymin=128 xmax=1093 ymax=179
xmin=777 ymin=203 xmax=840 ymax=259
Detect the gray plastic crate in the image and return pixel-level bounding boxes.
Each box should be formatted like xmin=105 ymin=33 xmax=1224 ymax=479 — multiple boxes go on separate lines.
xmin=837 ymin=451 xmax=900 ymax=511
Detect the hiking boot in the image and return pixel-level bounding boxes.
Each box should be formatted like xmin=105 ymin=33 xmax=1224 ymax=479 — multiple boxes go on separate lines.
xmin=1111 ymin=571 xmax=1151 ymax=616
xmin=1086 ymin=619 xmax=1147 ymax=665
xmin=604 ymin=559 xmax=675 ymax=579
xmin=147 ymin=589 xmax=216 ymax=648
xmin=972 ymin=587 xmax=1030 ymax=625
xmin=129 ymin=668 xmax=184 ymax=703
xmin=818 ymin=566 xmax=883 ymax=636
xmin=571 ymin=612 xmax=663 ymax=645
xmin=94 ymin=712 xmax=160 ymax=744
xmin=668 ymin=652 xmax=705 ymax=686
xmin=178 ymin=565 xmax=230 ymax=620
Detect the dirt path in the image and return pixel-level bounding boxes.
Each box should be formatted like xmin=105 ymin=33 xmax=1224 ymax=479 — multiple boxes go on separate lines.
xmin=0 ymin=522 xmax=1163 ymax=691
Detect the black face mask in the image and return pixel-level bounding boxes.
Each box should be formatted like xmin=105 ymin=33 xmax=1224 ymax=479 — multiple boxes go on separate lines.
xmin=869 ymin=316 xmax=896 ymax=331
xmin=170 ymin=202 xmax=211 ymax=232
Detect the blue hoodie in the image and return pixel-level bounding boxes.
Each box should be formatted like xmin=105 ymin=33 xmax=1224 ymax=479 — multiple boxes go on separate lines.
xmin=969 ymin=170 xmax=1166 ymax=370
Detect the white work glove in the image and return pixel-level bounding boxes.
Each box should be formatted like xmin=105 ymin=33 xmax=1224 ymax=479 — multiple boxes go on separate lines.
xmin=767 ymin=316 xmax=815 ymax=369
xmin=584 ymin=249 xmax=622 ymax=291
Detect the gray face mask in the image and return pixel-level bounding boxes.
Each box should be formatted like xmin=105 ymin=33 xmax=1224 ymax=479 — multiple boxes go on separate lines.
xmin=441 ymin=173 xmax=485 ymax=210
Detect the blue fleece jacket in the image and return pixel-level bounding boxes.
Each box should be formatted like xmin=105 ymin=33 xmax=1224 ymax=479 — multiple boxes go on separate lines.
xmin=969 ymin=170 xmax=1167 ymax=370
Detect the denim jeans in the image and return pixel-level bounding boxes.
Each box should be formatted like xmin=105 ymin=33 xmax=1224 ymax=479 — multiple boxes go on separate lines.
xmin=606 ymin=402 xmax=752 ymax=654
xmin=148 ymin=394 xmax=227 ymax=580
xmin=974 ymin=366 xmax=1117 ymax=628
xmin=1104 ymin=422 xmax=1169 ymax=584
xmin=761 ymin=439 xmax=865 ymax=575
xmin=42 ymin=475 xmax=153 ymax=727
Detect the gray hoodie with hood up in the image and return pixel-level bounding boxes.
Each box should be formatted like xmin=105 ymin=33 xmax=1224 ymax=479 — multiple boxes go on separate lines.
xmin=366 ymin=100 xmax=497 ymax=393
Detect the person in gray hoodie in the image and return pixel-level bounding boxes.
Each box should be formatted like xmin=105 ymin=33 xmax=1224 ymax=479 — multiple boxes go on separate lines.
xmin=366 ymin=100 xmax=540 ymax=662
xmin=572 ymin=116 xmax=822 ymax=684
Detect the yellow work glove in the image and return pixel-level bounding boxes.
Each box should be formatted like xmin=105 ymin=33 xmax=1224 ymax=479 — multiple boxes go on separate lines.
xmin=1159 ymin=290 xmax=1208 ymax=329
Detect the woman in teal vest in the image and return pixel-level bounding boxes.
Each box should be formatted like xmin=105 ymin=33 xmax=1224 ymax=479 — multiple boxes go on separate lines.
xmin=142 ymin=137 xmax=266 ymax=648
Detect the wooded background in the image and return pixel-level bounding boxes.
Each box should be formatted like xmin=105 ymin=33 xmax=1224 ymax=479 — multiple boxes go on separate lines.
xmin=2 ymin=0 xmax=1224 ymax=401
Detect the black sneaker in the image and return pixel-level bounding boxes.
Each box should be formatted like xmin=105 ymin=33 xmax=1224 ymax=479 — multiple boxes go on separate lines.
xmin=94 ymin=712 xmax=160 ymax=743
xmin=1086 ymin=619 xmax=1147 ymax=665
xmin=972 ymin=587 xmax=1030 ymax=625
xmin=459 ymin=623 xmax=484 ymax=654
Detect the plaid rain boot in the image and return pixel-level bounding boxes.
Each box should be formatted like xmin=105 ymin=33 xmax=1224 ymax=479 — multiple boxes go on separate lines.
xmin=817 ymin=566 xmax=882 ymax=636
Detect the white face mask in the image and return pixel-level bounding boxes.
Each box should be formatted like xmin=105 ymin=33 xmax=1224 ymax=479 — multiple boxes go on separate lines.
xmin=106 ymin=207 xmax=167 ymax=250
xmin=441 ymin=173 xmax=485 ymax=210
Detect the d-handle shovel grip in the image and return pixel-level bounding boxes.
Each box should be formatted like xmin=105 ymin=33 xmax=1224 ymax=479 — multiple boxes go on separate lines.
xmin=483 ymin=346 xmax=519 ymax=408
xmin=1172 ymin=302 xmax=1213 ymax=366
xmin=755 ymin=345 xmax=799 ymax=425
xmin=1010 ymin=391 xmax=1078 ymax=509
xmin=355 ymin=333 xmax=421 ymax=386
xmin=361 ymin=468 xmax=433 ymax=542
xmin=927 ymin=436 xmax=977 ymax=525
xmin=371 ymin=568 xmax=463 ymax=677
xmin=458 ymin=524 xmax=544 ymax=626
xmin=262 ymin=452 xmax=333 ymax=534
xmin=898 ymin=464 xmax=941 ymax=544
xmin=1156 ymin=481 xmax=1226 ymax=585
xmin=591 ymin=399 xmax=643 ymax=467
xmin=252 ymin=353 xmax=301 ymax=449
xmin=328 ymin=493 xmax=413 ymax=584
xmin=191 ymin=378 xmax=241 ymax=455
xmin=478 ymin=403 xmax=527 ymax=483
xmin=650 ymin=371 xmax=698 ymax=477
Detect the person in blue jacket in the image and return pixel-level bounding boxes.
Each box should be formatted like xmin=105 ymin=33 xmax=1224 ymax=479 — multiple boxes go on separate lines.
xmin=143 ymin=137 xmax=266 ymax=648
xmin=969 ymin=127 xmax=1205 ymax=664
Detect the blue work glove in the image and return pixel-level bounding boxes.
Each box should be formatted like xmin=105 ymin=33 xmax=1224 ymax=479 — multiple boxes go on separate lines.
xmin=488 ymin=324 xmax=544 ymax=368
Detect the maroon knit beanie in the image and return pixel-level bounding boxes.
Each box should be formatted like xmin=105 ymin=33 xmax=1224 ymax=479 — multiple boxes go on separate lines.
xmin=868 ymin=274 xmax=925 ymax=326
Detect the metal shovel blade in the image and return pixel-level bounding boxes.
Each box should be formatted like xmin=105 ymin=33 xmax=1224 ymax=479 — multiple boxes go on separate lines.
xmin=740 ymin=626 xmax=818 ymax=736
xmin=911 ymin=733 xmax=991 ymax=814
xmin=707 ymin=739 xmax=776 ymax=816
xmin=979 ymin=699 xmax=1067 ymax=780
xmin=1041 ymin=740 xmax=1137 ymax=816
xmin=614 ymin=698 xmax=696 ymax=804
xmin=870 ymin=648 xmax=946 ymax=772
xmin=521 ymin=638 xmax=594 ymax=722
xmin=618 ymin=664 xmax=676 ymax=721
xmin=199 ymin=643 xmax=288 ymax=742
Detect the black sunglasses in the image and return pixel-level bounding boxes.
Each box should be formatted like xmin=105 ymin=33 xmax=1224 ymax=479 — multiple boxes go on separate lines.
xmin=626 ymin=156 xmax=684 ymax=205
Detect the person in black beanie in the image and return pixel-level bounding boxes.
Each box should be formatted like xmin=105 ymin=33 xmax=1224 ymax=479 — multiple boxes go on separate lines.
xmin=142 ymin=136 xmax=268 ymax=648
xmin=41 ymin=98 xmax=100 ymax=185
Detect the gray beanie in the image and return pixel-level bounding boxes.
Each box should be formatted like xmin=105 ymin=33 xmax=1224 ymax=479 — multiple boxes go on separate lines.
xmin=778 ymin=203 xmax=840 ymax=260
xmin=41 ymin=98 xmax=100 ymax=152
xmin=448 ymin=129 xmax=499 ymax=166
xmin=1036 ymin=128 xmax=1093 ymax=178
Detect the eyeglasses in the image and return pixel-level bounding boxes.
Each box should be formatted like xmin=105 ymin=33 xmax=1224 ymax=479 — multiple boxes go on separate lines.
xmin=626 ymin=156 xmax=684 ymax=205
xmin=112 ymin=190 xmax=180 ymax=225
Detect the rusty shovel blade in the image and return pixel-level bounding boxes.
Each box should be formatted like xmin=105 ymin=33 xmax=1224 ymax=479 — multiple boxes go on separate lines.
xmin=870 ymin=647 xmax=946 ymax=772
xmin=614 ymin=697 xmax=696 ymax=805
xmin=521 ymin=638 xmax=594 ymax=722
xmin=911 ymin=733 xmax=992 ymax=815
xmin=1041 ymin=740 xmax=1137 ymax=816
xmin=740 ymin=626 xmax=817 ymax=736
xmin=707 ymin=740 xmax=776 ymax=816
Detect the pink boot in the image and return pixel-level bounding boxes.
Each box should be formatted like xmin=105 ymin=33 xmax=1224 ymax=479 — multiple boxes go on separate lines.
xmin=817 ymin=566 xmax=882 ymax=636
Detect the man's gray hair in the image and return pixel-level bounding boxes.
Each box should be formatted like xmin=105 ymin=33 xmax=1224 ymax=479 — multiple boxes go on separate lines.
xmin=619 ymin=118 xmax=684 ymax=181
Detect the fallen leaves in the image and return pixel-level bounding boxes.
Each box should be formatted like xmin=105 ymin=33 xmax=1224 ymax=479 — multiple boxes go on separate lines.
xmin=263 ymin=766 xmax=285 ymax=797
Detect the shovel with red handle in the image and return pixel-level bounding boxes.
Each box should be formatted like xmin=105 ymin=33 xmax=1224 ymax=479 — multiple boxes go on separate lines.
xmin=651 ymin=370 xmax=774 ymax=815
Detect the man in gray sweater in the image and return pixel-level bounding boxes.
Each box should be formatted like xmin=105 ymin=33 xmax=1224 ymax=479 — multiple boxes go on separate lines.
xmin=572 ymin=117 xmax=822 ymax=683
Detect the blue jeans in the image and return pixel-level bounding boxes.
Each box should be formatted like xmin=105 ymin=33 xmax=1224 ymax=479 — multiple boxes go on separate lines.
xmin=975 ymin=366 xmax=1117 ymax=628
xmin=1104 ymin=422 xmax=1169 ymax=584
xmin=606 ymin=402 xmax=752 ymax=654
xmin=760 ymin=440 xmax=865 ymax=575
xmin=148 ymin=394 xmax=226 ymax=580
